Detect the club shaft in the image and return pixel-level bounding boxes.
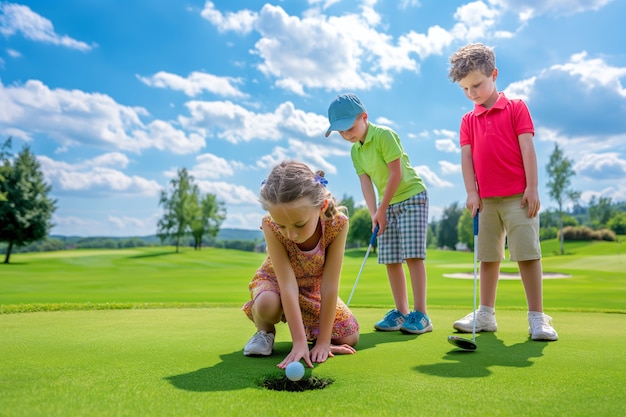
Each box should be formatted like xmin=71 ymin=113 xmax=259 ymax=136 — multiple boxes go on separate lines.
xmin=472 ymin=212 xmax=479 ymax=341
xmin=346 ymin=225 xmax=379 ymax=307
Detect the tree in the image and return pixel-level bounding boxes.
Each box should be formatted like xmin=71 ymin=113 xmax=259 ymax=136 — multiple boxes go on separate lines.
xmin=339 ymin=194 xmax=355 ymax=218
xmin=457 ymin=210 xmax=474 ymax=250
xmin=0 ymin=139 xmax=9 ymax=202
xmin=588 ymin=196 xmax=615 ymax=229
xmin=546 ymin=143 xmax=580 ymax=255
xmin=607 ymin=212 xmax=626 ymax=235
xmin=189 ymin=188 xmax=226 ymax=250
xmin=437 ymin=202 xmax=463 ymax=249
xmin=157 ymin=168 xmax=195 ymax=252
xmin=157 ymin=168 xmax=226 ymax=252
xmin=0 ymin=139 xmax=57 ymax=263
xmin=347 ymin=207 xmax=374 ymax=249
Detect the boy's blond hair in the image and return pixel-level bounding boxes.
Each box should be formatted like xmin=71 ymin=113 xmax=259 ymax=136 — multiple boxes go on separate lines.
xmin=448 ymin=43 xmax=496 ymax=82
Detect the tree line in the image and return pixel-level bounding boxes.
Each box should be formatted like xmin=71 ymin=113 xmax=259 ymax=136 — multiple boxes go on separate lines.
xmin=1 ymin=139 xmax=624 ymax=263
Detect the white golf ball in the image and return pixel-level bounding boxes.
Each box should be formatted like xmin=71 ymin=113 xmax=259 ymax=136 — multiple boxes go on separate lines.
xmin=285 ymin=361 xmax=305 ymax=381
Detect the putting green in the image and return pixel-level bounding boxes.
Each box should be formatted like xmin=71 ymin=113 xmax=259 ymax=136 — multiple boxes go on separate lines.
xmin=1 ymin=307 xmax=624 ymax=417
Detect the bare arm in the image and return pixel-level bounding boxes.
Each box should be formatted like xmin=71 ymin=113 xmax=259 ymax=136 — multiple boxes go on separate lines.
xmin=262 ymin=222 xmax=311 ymax=368
xmin=518 ymin=132 xmax=540 ymax=218
xmin=359 ymin=174 xmax=378 ymax=230
xmin=309 ymin=222 xmax=349 ymax=363
xmin=461 ymin=144 xmax=480 ymax=216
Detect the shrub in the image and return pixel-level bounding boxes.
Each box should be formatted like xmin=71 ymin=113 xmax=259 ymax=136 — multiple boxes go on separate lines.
xmin=540 ymin=226 xmax=558 ymax=241
xmin=560 ymin=226 xmax=616 ymax=241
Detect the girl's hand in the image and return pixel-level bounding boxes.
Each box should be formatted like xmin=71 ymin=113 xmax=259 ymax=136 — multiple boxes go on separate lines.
xmin=309 ymin=342 xmax=332 ymax=363
xmin=277 ymin=344 xmax=313 ymax=369
xmin=330 ymin=343 xmax=356 ymax=355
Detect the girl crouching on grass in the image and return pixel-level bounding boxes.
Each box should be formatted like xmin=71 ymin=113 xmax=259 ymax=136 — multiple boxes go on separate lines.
xmin=242 ymin=160 xmax=359 ymax=370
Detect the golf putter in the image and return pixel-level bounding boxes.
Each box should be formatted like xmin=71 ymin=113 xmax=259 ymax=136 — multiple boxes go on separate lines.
xmin=346 ymin=224 xmax=379 ymax=307
xmin=448 ymin=211 xmax=479 ymax=351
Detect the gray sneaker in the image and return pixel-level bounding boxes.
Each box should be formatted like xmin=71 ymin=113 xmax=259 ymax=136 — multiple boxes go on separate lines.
xmin=243 ymin=330 xmax=275 ymax=356
xmin=453 ymin=310 xmax=498 ymax=333
xmin=528 ymin=313 xmax=558 ymax=341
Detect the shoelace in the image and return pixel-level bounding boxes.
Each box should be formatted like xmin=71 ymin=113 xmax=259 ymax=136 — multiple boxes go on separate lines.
xmin=252 ymin=332 xmax=273 ymax=344
xmin=529 ymin=314 xmax=552 ymax=328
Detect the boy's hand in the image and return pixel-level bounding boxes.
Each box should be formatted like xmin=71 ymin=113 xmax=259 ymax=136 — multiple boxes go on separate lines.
xmin=521 ymin=189 xmax=540 ymax=218
xmin=466 ymin=192 xmax=481 ymax=217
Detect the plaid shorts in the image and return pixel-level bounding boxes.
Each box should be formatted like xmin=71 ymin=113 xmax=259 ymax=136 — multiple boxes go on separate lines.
xmin=378 ymin=190 xmax=428 ymax=264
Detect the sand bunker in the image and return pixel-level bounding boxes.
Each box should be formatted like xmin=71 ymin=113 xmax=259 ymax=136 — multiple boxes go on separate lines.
xmin=443 ymin=272 xmax=572 ymax=280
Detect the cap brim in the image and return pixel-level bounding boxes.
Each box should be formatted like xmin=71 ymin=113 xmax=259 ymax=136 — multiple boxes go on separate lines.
xmin=324 ymin=116 xmax=358 ymax=138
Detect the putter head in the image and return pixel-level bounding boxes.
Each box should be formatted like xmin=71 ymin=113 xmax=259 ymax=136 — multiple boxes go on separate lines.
xmin=447 ymin=335 xmax=477 ymax=351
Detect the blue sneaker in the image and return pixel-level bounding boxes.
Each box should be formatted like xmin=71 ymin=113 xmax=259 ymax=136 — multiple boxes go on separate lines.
xmin=400 ymin=311 xmax=433 ymax=334
xmin=374 ymin=309 xmax=406 ymax=331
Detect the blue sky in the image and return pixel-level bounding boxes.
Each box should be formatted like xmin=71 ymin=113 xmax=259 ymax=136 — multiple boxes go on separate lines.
xmin=1 ymin=0 xmax=625 ymax=237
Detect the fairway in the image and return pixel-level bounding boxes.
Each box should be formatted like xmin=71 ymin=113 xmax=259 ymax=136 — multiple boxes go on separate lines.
xmin=1 ymin=243 xmax=625 ymax=416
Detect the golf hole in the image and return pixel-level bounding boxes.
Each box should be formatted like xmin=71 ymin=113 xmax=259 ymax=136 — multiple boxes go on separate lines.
xmin=259 ymin=375 xmax=334 ymax=392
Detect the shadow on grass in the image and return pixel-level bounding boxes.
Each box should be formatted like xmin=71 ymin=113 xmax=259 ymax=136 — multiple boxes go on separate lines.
xmin=166 ymin=341 xmax=295 ymax=392
xmin=414 ymin=333 xmax=549 ymax=378
xmin=166 ymin=330 xmax=410 ymax=392
xmin=127 ymin=251 xmax=177 ymax=259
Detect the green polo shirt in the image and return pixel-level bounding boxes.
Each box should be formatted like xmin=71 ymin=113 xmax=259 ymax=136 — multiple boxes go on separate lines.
xmin=351 ymin=122 xmax=426 ymax=205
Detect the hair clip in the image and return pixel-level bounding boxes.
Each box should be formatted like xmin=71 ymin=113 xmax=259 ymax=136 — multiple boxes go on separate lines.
xmin=314 ymin=175 xmax=328 ymax=187
xmin=261 ymin=179 xmax=267 ymax=185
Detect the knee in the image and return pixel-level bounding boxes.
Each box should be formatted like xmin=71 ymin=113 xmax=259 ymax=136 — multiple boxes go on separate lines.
xmin=252 ymin=292 xmax=282 ymax=322
xmin=335 ymin=331 xmax=359 ymax=347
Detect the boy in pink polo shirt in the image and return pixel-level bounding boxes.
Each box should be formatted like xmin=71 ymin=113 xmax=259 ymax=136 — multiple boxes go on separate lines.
xmin=448 ymin=43 xmax=558 ymax=341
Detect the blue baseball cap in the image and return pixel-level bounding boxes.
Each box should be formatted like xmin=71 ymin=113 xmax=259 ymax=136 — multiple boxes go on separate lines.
xmin=325 ymin=93 xmax=365 ymax=137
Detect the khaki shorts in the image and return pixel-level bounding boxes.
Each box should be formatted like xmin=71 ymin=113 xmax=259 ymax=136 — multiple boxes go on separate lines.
xmin=478 ymin=194 xmax=541 ymax=262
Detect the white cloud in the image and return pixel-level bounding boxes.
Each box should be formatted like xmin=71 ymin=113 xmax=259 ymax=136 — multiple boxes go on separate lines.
xmin=180 ymin=100 xmax=329 ymax=143
xmin=575 ymin=152 xmax=626 ymax=180
xmin=435 ymin=139 xmax=459 ymax=153
xmin=0 ymin=79 xmax=205 ymax=154
xmin=197 ymin=180 xmax=259 ymax=205
xmin=451 ymin=1 xmax=501 ymax=41
xmin=0 ymin=3 xmax=94 ymax=51
xmin=38 ymin=154 xmax=162 ymax=196
xmin=252 ymin=4 xmax=423 ymax=94
xmin=550 ymin=51 xmax=626 ymax=97
xmin=503 ymin=76 xmax=536 ymax=101
xmin=190 ymin=153 xmax=237 ymax=179
xmin=200 ymin=1 xmax=257 ymax=34
xmin=494 ymin=0 xmax=614 ymax=21
xmin=439 ymin=160 xmax=462 ymax=175
xmin=433 ymin=129 xmax=459 ymax=153
xmin=255 ymin=138 xmax=349 ymax=177
xmin=375 ymin=116 xmax=395 ymax=126
xmin=414 ymin=164 xmax=453 ymax=188
xmin=137 ymin=71 xmax=247 ymax=98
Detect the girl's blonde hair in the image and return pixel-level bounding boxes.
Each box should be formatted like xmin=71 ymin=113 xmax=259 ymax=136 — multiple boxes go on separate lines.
xmin=448 ymin=43 xmax=496 ymax=82
xmin=260 ymin=160 xmax=345 ymax=220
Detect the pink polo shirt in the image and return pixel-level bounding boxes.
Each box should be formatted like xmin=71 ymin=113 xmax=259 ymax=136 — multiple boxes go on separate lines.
xmin=459 ymin=92 xmax=534 ymax=198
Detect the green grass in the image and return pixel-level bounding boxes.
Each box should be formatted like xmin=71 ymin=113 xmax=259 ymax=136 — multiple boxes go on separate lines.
xmin=0 ymin=240 xmax=625 ymax=416
xmin=1 ymin=308 xmax=624 ymax=417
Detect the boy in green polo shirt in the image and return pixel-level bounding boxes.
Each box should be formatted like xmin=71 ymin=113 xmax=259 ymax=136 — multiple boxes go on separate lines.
xmin=325 ymin=93 xmax=432 ymax=334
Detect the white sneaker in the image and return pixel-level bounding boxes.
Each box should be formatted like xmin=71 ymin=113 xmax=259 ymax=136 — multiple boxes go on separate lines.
xmin=528 ymin=313 xmax=558 ymax=341
xmin=243 ymin=330 xmax=275 ymax=356
xmin=453 ymin=310 xmax=498 ymax=333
